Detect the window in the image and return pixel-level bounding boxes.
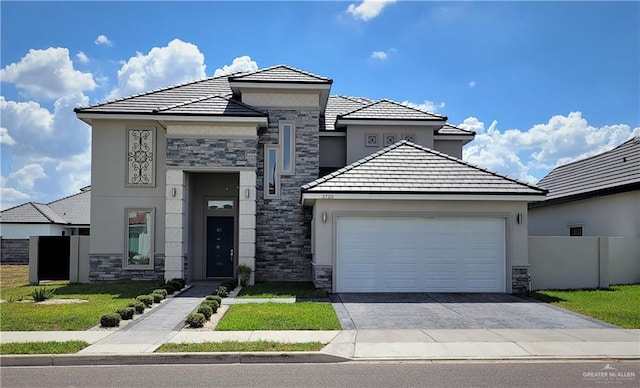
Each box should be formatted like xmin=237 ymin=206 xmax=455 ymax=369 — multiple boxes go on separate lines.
xmin=280 ymin=122 xmax=295 ymax=175
xmin=569 ymin=226 xmax=583 ymax=236
xmin=126 ymin=208 xmax=154 ymax=269
xmin=207 ymin=200 xmax=234 ymax=210
xmin=127 ymin=127 xmax=155 ymax=186
xmin=264 ymin=145 xmax=280 ymax=199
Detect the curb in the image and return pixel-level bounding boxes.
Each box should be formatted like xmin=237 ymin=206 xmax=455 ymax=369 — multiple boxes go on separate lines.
xmin=0 ymin=352 xmax=350 ymax=367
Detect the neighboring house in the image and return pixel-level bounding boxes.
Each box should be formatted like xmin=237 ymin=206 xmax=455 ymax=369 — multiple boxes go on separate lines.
xmin=0 ymin=187 xmax=91 ymax=264
xmin=529 ymin=137 xmax=640 ymax=237
xmin=74 ymin=65 xmax=546 ymax=293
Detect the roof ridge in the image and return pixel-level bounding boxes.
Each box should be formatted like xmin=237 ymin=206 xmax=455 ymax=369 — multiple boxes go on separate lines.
xmin=47 ymin=188 xmax=90 ymax=206
xmin=153 ymin=94 xmax=220 ymax=112
xmin=389 ymin=99 xmax=448 ymax=120
xmin=438 ymin=123 xmax=476 ymax=135
xmin=228 ymin=64 xmax=332 ymax=82
xmin=547 ymin=135 xmax=640 ymax=172
xmin=333 ymin=95 xmax=373 ymax=104
xmin=75 ymin=74 xmax=228 ymax=111
xmin=31 ymin=202 xmax=57 ymax=223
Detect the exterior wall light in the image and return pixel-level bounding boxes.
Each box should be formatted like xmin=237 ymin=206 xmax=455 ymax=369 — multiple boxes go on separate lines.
xmin=322 ymin=211 xmax=328 ymax=224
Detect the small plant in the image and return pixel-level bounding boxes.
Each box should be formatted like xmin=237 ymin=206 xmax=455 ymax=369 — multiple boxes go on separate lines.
xmin=215 ymin=286 xmax=229 ymax=298
xmin=127 ymin=301 xmax=145 ymax=314
xmin=185 ymin=312 xmax=206 ymax=328
xmin=169 ymin=278 xmax=186 ymax=288
xmin=202 ymin=299 xmax=219 ymax=313
xmin=205 ymin=295 xmax=222 ymax=304
xmin=237 ymin=264 xmax=252 ymax=286
xmin=153 ymin=289 xmax=168 ymax=298
xmin=151 ymin=293 xmax=164 ymax=303
xmin=100 ymin=313 xmax=121 ymax=328
xmin=221 ymin=279 xmax=237 ymax=290
xmin=31 ymin=287 xmax=54 ymax=302
xmin=136 ymin=295 xmax=154 ymax=307
xmin=116 ymin=307 xmax=135 ymax=320
xmin=197 ymin=304 xmax=213 ymax=320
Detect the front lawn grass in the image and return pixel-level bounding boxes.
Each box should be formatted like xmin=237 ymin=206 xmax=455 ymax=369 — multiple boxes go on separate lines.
xmin=237 ymin=282 xmax=327 ymax=299
xmin=0 ymin=341 xmax=88 ymax=354
xmin=0 ymin=265 xmax=160 ymax=331
xmin=157 ymin=341 xmax=324 ymax=353
xmin=526 ymin=284 xmax=640 ymax=329
xmin=215 ymin=302 xmax=340 ymax=331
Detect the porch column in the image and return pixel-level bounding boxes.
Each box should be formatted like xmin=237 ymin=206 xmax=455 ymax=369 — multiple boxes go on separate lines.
xmin=238 ymin=170 xmax=256 ymax=285
xmin=165 ymin=169 xmax=186 ymax=280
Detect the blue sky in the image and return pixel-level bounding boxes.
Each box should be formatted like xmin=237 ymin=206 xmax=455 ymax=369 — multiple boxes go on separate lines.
xmin=1 ymin=0 xmax=638 ymax=210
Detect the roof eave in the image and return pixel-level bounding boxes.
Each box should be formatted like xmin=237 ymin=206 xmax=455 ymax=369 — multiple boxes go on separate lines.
xmin=75 ymin=112 xmax=269 ymax=126
xmin=302 ymin=192 xmax=547 ymax=206
xmin=336 ymin=118 xmax=447 ymax=126
xmin=529 ymin=181 xmax=640 ymax=209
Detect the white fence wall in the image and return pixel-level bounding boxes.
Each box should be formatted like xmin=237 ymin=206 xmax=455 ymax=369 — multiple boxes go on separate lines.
xmin=529 ymin=237 xmax=640 ymax=290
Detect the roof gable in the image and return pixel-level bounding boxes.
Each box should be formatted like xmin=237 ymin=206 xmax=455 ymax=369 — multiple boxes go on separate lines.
xmin=228 ymin=65 xmax=332 ymax=84
xmin=303 ymin=140 xmax=546 ymax=196
xmin=537 ymin=136 xmax=640 ymax=202
xmin=1 ymin=188 xmax=90 ymax=225
xmin=152 ymin=95 xmax=266 ymax=116
xmin=337 ymin=99 xmax=447 ymax=121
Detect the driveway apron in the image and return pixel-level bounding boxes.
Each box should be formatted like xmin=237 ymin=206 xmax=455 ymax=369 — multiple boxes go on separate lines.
xmin=332 ymin=293 xmax=616 ymax=330
xmin=79 ymin=283 xmax=217 ymax=354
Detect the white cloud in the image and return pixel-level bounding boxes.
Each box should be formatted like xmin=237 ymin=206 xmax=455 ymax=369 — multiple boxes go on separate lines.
xmin=347 ymin=0 xmax=397 ymax=21
xmin=94 ymin=35 xmax=113 ymax=46
xmin=461 ymin=112 xmax=640 ymax=183
xmin=0 ymin=185 xmax=31 ymax=209
xmin=8 ymin=163 xmax=47 ymax=190
xmin=0 ymin=127 xmax=16 ymax=146
xmin=76 ymin=51 xmax=89 ymax=64
xmin=213 ymin=55 xmax=258 ymax=77
xmin=468 ymin=80 xmax=476 ymax=88
xmin=401 ymin=99 xmax=446 ymax=113
xmin=371 ymin=51 xmax=388 ymax=60
xmin=0 ymin=47 xmax=96 ymax=99
xmin=108 ymin=39 xmax=206 ymax=99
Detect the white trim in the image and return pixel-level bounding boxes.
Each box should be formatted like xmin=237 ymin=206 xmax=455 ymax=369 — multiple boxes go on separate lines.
xmin=302 ymin=193 xmax=547 ymax=205
xmin=433 ymin=135 xmax=475 ymax=141
xmin=264 ymin=145 xmax=280 ymax=199
xmin=279 ymin=121 xmax=295 ymax=175
xmin=337 ymin=119 xmax=446 ymax=126
xmin=76 ymin=112 xmax=268 ymax=125
xmin=319 ymin=131 xmax=346 ymax=137
xmin=228 ymin=82 xmax=331 ymax=91
xmin=124 ymin=207 xmax=155 ymax=270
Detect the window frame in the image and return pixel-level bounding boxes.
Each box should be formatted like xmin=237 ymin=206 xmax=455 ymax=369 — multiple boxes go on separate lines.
xmin=126 ymin=127 xmax=156 ymax=187
xmin=279 ymin=121 xmax=295 ymax=175
xmin=264 ymin=145 xmax=280 ymax=199
xmin=124 ymin=208 xmax=155 ymax=270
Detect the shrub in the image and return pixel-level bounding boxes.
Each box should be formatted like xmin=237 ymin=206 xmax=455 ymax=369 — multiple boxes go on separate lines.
xmin=205 ymin=295 xmax=222 ymax=304
xmin=31 ymin=287 xmax=54 ymax=302
xmin=185 ymin=313 xmax=206 ymax=328
xmin=215 ymin=286 xmax=229 ymax=298
xmin=221 ymin=279 xmax=237 ymax=290
xmin=153 ymin=289 xmax=168 ymax=298
xmin=116 ymin=307 xmax=135 ymax=320
xmin=197 ymin=304 xmax=213 ymax=320
xmin=136 ymin=295 xmax=154 ymax=307
xmin=151 ymin=293 xmax=164 ymax=303
xmin=237 ymin=264 xmax=252 ymax=286
xmin=127 ymin=301 xmax=146 ymax=314
xmin=170 ymin=278 xmax=186 ymax=288
xmin=202 ymin=299 xmax=219 ymax=313
xmin=100 ymin=313 xmax=121 ymax=328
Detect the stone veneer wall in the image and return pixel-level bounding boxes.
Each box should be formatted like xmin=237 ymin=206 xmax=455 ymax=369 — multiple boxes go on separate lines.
xmin=0 ymin=238 xmax=29 ymax=264
xmin=255 ymin=110 xmax=319 ymax=282
xmin=166 ymin=138 xmax=258 ymax=167
xmin=312 ymin=265 xmax=332 ymax=291
xmin=512 ymin=266 xmax=530 ymax=294
xmin=89 ymin=253 xmax=165 ymax=282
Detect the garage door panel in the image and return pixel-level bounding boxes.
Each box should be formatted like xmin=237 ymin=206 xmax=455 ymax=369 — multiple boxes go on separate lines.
xmin=337 ymin=217 xmax=506 ymax=293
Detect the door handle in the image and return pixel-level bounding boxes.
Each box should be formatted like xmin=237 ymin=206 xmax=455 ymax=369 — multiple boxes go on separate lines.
xmin=230 ymin=248 xmax=234 ymax=261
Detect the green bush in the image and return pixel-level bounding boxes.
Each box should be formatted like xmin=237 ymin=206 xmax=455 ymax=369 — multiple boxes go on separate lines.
xmin=205 ymin=295 xmax=222 ymax=304
xmin=221 ymin=279 xmax=237 ymax=290
xmin=169 ymin=278 xmax=186 ymax=288
xmin=197 ymin=304 xmax=213 ymax=320
xmin=237 ymin=264 xmax=252 ymax=287
xmin=153 ymin=289 xmax=168 ymax=298
xmin=202 ymin=299 xmax=219 ymax=313
xmin=100 ymin=313 xmax=121 ymax=328
xmin=215 ymin=286 xmax=229 ymax=298
xmin=31 ymin=287 xmax=54 ymax=302
xmin=136 ymin=295 xmax=154 ymax=307
xmin=186 ymin=313 xmax=206 ymax=328
xmin=127 ymin=301 xmax=145 ymax=314
xmin=151 ymin=293 xmax=164 ymax=303
xmin=116 ymin=307 xmax=135 ymax=320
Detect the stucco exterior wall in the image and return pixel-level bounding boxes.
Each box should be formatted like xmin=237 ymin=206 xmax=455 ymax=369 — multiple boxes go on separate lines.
xmin=89 ymin=119 xmax=167 ymax=279
xmin=345 ymin=124 xmax=437 ymax=164
xmin=529 ymin=191 xmax=640 ymax=237
xmin=319 ymin=135 xmax=346 ymax=168
xmin=433 ymin=139 xmax=463 ymax=159
xmin=311 ymin=199 xmax=529 ymax=292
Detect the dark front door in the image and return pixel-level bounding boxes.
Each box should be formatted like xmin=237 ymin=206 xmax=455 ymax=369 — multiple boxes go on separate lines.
xmin=206 ymin=216 xmax=234 ymax=278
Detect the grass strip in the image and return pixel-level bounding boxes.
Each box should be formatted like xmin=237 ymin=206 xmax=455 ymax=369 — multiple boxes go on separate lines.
xmin=215 ymin=302 xmax=340 ymax=331
xmin=237 ymin=282 xmax=327 ymax=299
xmin=157 ymin=341 xmax=324 ymax=353
xmin=526 ymin=284 xmax=640 ymax=329
xmin=0 ymin=341 xmax=89 ymax=354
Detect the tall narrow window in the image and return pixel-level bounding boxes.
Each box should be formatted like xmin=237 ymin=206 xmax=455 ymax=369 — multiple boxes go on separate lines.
xmin=127 ymin=128 xmax=155 ymax=186
xmin=280 ymin=122 xmax=295 ymax=175
xmin=264 ymin=145 xmax=280 ymax=199
xmin=125 ymin=208 xmax=154 ymax=269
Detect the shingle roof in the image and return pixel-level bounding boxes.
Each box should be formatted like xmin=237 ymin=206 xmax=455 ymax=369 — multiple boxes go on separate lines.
xmin=303 ymin=140 xmax=546 ymax=196
xmin=0 ymin=188 xmax=90 ymax=225
xmin=436 ymin=124 xmax=475 ymax=136
xmin=536 ymin=136 xmax=640 ymax=202
xmin=337 ymin=99 xmax=447 ymax=121
xmin=152 ymin=95 xmax=266 ymax=116
xmin=228 ymin=64 xmax=332 ymax=84
xmin=323 ymin=95 xmax=372 ymax=131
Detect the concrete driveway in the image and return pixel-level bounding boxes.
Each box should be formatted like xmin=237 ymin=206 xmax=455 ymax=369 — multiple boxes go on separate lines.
xmin=331 ymin=293 xmax=615 ymax=330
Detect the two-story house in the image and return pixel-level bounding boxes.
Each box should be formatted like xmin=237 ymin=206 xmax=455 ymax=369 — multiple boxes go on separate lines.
xmin=75 ymin=65 xmax=546 ymax=293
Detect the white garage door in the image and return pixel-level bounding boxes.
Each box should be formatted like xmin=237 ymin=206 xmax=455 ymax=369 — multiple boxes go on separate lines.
xmin=336 ymin=217 xmax=506 ymax=293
